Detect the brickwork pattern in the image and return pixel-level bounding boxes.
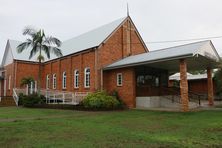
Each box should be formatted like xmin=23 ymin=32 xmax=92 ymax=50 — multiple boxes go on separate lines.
xmin=179 ymin=59 xmax=189 ymax=112
xmin=207 ymin=68 xmax=214 ymax=106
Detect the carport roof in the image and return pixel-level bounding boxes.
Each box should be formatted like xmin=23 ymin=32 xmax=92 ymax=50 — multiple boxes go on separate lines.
xmin=104 ymin=40 xmax=221 ymax=72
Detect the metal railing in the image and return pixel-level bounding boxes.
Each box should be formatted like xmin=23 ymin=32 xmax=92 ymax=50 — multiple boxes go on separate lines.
xmin=13 ymin=88 xmax=19 ymax=106
xmin=12 ymin=88 xmax=89 ymax=106
xmin=161 ymin=86 xmax=205 ymax=106
xmin=160 ymin=87 xmax=182 ymax=104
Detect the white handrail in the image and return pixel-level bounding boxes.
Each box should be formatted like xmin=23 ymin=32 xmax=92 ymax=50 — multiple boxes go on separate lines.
xmin=13 ymin=88 xmax=89 ymax=105
xmin=12 ymin=88 xmax=19 ymax=106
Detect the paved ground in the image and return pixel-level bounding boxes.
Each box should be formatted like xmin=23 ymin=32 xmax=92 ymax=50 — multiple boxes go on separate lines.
xmin=136 ymin=100 xmax=222 ymax=112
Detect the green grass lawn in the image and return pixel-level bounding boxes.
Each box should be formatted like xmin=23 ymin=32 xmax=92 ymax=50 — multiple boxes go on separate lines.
xmin=0 ymin=107 xmax=222 ymax=148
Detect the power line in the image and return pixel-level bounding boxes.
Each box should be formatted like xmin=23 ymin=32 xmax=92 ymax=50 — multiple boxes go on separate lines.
xmin=147 ymin=35 xmax=222 ymax=44
xmin=104 ymin=35 xmax=222 ymax=45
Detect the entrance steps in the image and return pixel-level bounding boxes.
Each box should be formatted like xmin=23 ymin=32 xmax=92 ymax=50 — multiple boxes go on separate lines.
xmin=0 ymin=96 xmax=16 ymax=106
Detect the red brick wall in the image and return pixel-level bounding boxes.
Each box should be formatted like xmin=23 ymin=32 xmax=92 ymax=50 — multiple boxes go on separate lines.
xmin=103 ymin=68 xmax=136 ymax=108
xmin=98 ymin=19 xmax=147 ymax=68
xmin=189 ymin=80 xmax=216 ymax=95
xmin=2 ymin=61 xmax=39 ymax=96
xmin=4 ymin=63 xmax=14 ymax=96
xmin=42 ymin=50 xmax=95 ymax=92
xmin=15 ymin=61 xmax=39 ymax=88
xmin=97 ymin=19 xmax=147 ymax=106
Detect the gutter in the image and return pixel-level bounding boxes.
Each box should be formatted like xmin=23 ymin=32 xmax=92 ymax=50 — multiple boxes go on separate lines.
xmin=103 ymin=54 xmax=193 ymax=70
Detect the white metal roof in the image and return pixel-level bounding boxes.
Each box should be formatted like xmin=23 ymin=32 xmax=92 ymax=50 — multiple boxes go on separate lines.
xmin=105 ymin=40 xmax=220 ymax=70
xmin=169 ymin=72 xmax=213 ymax=81
xmin=6 ymin=17 xmax=127 ymax=62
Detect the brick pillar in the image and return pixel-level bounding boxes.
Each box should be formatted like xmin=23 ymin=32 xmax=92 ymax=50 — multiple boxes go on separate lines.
xmin=207 ymin=68 xmax=214 ymax=106
xmin=180 ymin=59 xmax=189 ymax=112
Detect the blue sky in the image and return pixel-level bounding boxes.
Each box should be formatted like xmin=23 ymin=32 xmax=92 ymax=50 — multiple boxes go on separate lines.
xmin=1 ymin=0 xmax=222 ymax=62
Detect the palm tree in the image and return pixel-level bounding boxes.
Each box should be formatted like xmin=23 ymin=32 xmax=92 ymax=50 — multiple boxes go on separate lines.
xmin=17 ymin=27 xmax=63 ymax=95
xmin=20 ymin=76 xmax=35 ymax=95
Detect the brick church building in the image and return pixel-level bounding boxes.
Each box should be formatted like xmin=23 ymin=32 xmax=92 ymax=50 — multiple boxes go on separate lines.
xmin=0 ymin=16 xmax=220 ymax=111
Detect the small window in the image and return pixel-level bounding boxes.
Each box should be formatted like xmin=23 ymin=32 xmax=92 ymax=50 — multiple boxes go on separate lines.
xmin=46 ymin=74 xmax=50 ymax=89
xmin=52 ymin=74 xmax=56 ymax=89
xmin=117 ymin=73 xmax=123 ymax=86
xmin=74 ymin=70 xmax=79 ymax=88
xmin=84 ymin=68 xmax=90 ymax=88
xmin=62 ymin=72 xmax=67 ymax=89
xmin=8 ymin=75 xmax=11 ymax=90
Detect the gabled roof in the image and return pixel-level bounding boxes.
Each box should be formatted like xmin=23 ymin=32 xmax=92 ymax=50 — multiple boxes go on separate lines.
xmin=105 ymin=40 xmax=221 ymax=70
xmin=60 ymin=16 xmax=128 ymax=56
xmin=3 ymin=16 xmax=132 ymax=63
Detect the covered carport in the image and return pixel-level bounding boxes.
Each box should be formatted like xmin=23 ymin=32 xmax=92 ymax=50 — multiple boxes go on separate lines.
xmin=105 ymin=40 xmax=221 ymax=112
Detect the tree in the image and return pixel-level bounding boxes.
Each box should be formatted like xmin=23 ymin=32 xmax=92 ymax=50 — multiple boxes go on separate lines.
xmin=20 ymin=76 xmax=34 ymax=95
xmin=17 ymin=27 xmax=63 ymax=95
xmin=214 ymin=61 xmax=222 ymax=96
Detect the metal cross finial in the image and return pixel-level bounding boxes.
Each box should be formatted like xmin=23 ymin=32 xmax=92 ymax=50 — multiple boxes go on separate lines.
xmin=127 ymin=3 xmax=129 ymax=16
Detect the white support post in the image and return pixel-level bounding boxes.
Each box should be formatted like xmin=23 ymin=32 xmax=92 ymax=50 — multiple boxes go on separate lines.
xmin=30 ymin=82 xmax=33 ymax=94
xmin=35 ymin=81 xmax=37 ymax=93
xmin=72 ymin=93 xmax=74 ymax=104
xmin=54 ymin=94 xmax=56 ymax=103
xmin=26 ymin=85 xmax=28 ymax=95
xmin=63 ymin=93 xmax=65 ymax=104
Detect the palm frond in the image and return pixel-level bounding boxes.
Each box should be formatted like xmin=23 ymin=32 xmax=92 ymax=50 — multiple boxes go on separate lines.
xmin=44 ymin=36 xmax=61 ymax=47
xmin=50 ymin=47 xmax=63 ymax=57
xmin=42 ymin=45 xmax=50 ymax=59
xmin=20 ymin=76 xmax=34 ymax=86
xmin=28 ymin=44 xmax=39 ymax=59
xmin=23 ymin=27 xmax=37 ymax=38
xmin=17 ymin=41 xmax=32 ymax=53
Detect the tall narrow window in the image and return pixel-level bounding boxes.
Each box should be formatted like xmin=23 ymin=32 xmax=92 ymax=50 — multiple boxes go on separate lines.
xmin=117 ymin=73 xmax=123 ymax=86
xmin=8 ymin=75 xmax=11 ymax=90
xmin=84 ymin=68 xmax=90 ymax=88
xmin=52 ymin=74 xmax=56 ymax=89
xmin=74 ymin=70 xmax=79 ymax=88
xmin=62 ymin=72 xmax=67 ymax=89
xmin=46 ymin=74 xmax=50 ymax=89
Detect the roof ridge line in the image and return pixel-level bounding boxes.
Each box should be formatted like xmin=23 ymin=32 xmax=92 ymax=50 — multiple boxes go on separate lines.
xmin=63 ymin=16 xmax=127 ymax=43
xmin=149 ymin=40 xmax=211 ymax=53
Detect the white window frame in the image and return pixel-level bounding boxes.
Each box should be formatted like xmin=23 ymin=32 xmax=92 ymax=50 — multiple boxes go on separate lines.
xmin=84 ymin=68 xmax=90 ymax=88
xmin=74 ymin=70 xmax=79 ymax=88
xmin=117 ymin=73 xmax=123 ymax=86
xmin=8 ymin=75 xmax=11 ymax=90
xmin=52 ymin=74 xmax=56 ymax=89
xmin=62 ymin=71 xmax=67 ymax=89
xmin=46 ymin=74 xmax=50 ymax=89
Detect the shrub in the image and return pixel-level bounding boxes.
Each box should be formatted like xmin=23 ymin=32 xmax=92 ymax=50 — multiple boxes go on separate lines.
xmin=19 ymin=93 xmax=46 ymax=107
xmin=82 ymin=91 xmax=121 ymax=110
xmin=110 ymin=90 xmax=126 ymax=107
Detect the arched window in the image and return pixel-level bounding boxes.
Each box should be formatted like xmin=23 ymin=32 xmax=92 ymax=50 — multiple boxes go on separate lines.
xmin=52 ymin=74 xmax=56 ymax=89
xmin=46 ymin=74 xmax=50 ymax=89
xmin=62 ymin=72 xmax=66 ymax=89
xmin=74 ymin=70 xmax=79 ymax=88
xmin=84 ymin=68 xmax=90 ymax=88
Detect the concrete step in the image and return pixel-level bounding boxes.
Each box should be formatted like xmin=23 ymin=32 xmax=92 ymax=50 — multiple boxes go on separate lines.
xmin=0 ymin=96 xmax=16 ymax=106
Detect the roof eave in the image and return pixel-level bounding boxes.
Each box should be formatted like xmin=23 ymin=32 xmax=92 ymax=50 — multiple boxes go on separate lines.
xmin=104 ymin=53 xmax=193 ymax=70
